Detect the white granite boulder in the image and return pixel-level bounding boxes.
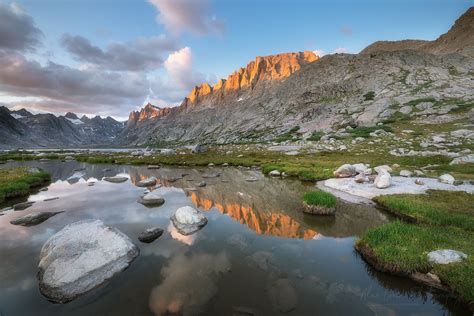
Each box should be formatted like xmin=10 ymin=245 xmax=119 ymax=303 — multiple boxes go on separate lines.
xmin=38 ymin=220 xmax=139 ymax=303
xmin=399 ymin=170 xmax=413 ymax=177
xmin=374 ymin=170 xmax=392 ymax=189
xmin=427 ymin=249 xmax=467 ymax=265
xmin=333 ymin=164 xmax=357 ymax=178
xmin=170 ymin=206 xmax=208 ymax=235
xmin=138 ymin=190 xmax=165 ymax=207
xmin=438 ymin=174 xmax=455 ymax=185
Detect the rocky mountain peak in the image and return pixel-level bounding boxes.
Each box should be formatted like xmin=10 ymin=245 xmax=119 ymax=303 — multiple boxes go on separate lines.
xmin=65 ymin=112 xmax=79 ymax=120
xmin=185 ymin=51 xmax=319 ymax=105
xmin=128 ymin=103 xmax=173 ymax=126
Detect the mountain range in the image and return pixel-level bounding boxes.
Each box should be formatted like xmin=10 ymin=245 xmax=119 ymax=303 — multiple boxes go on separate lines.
xmin=1 ymin=7 xmax=473 ymax=149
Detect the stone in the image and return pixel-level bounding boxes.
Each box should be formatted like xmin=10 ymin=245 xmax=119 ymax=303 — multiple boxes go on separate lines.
xmin=38 ymin=219 xmax=139 ymax=303
xmin=438 ymin=174 xmax=455 ymax=185
xmin=137 ymin=176 xmax=157 ymax=187
xmin=147 ymin=165 xmax=160 ymax=170
xmin=267 ymin=279 xmax=298 ymax=313
xmin=449 ymin=154 xmax=474 ymax=165
xmin=269 ymin=170 xmax=281 ymax=177
xmin=198 ymin=181 xmax=207 ymax=187
xmin=10 ymin=211 xmax=63 ymax=226
xmin=427 ymin=249 xmax=467 ymax=265
xmin=374 ymin=165 xmax=392 ymax=173
xmin=352 ymin=163 xmax=369 ymax=174
xmin=13 ymin=201 xmax=35 ymax=211
xmin=208 ymin=163 xmax=215 ymax=167
xmin=138 ymin=227 xmax=164 ymax=243
xmin=374 ymin=170 xmax=391 ymax=189
xmin=170 ymin=206 xmax=208 ymax=235
xmin=414 ymin=170 xmax=424 ymax=176
xmin=245 ymin=177 xmax=259 ymax=182
xmin=333 ymin=164 xmax=357 ymax=178
xmin=399 ymin=170 xmax=413 ymax=177
xmin=138 ymin=190 xmax=165 ymax=207
xmin=191 ymin=144 xmax=207 ymax=153
xmin=202 ymin=173 xmax=220 ymax=178
xmin=354 ymin=174 xmax=368 ymax=183
xmin=103 ymin=176 xmax=128 ymax=183
xmin=415 ymin=178 xmax=425 ymax=185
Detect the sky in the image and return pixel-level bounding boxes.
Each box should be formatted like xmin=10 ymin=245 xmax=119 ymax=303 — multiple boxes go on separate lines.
xmin=0 ymin=0 xmax=471 ymax=120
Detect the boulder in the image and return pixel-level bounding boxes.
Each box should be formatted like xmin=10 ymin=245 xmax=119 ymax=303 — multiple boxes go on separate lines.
xmin=103 ymin=176 xmax=128 ymax=183
xmin=147 ymin=165 xmax=160 ymax=170
xmin=138 ymin=227 xmax=164 ymax=243
xmin=354 ymin=174 xmax=368 ymax=183
xmin=197 ymin=181 xmax=207 ymax=187
xmin=37 ymin=220 xmax=139 ymax=303
xmin=449 ymin=154 xmax=474 ymax=165
xmin=399 ymin=170 xmax=413 ymax=177
xmin=374 ymin=170 xmax=391 ymax=189
xmin=427 ymin=249 xmax=467 ymax=265
xmin=170 ymin=206 xmax=208 ymax=235
xmin=352 ymin=163 xmax=369 ymax=174
xmin=414 ymin=170 xmax=424 ymax=176
xmin=191 ymin=144 xmax=207 ymax=153
xmin=137 ymin=190 xmax=165 ymax=207
xmin=137 ymin=176 xmax=157 ymax=187
xmin=438 ymin=174 xmax=455 ymax=185
xmin=10 ymin=211 xmax=63 ymax=226
xmin=333 ymin=164 xmax=357 ymax=178
xmin=269 ymin=170 xmax=281 ymax=177
xmin=415 ymin=178 xmax=425 ymax=185
xmin=374 ymin=165 xmax=392 ymax=173
xmin=13 ymin=201 xmax=35 ymax=211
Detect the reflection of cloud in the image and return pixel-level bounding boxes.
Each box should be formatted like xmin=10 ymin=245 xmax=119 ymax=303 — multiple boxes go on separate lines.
xmin=168 ymin=222 xmax=195 ymax=245
xmin=149 ymin=252 xmax=230 ymax=315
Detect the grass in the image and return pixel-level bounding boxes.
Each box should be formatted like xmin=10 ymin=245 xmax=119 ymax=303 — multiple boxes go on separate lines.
xmin=307 ymin=131 xmax=324 ymax=141
xmin=0 ymin=167 xmax=50 ymax=203
xmin=274 ymin=126 xmax=300 ymax=143
xmin=363 ymin=91 xmax=375 ymax=101
xmin=303 ymin=191 xmax=337 ymax=207
xmin=359 ymin=190 xmax=474 ymax=306
xmin=348 ymin=125 xmax=393 ymax=138
xmin=374 ymin=190 xmax=474 ymax=231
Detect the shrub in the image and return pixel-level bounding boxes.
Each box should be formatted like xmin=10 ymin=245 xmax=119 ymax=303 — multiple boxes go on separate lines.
xmin=307 ymin=131 xmax=324 ymax=141
xmin=363 ymin=91 xmax=375 ymax=101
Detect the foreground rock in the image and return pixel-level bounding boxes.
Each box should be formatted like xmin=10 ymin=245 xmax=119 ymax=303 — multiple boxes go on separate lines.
xmin=137 ymin=176 xmax=157 ymax=187
xmin=137 ymin=190 xmax=165 ymax=207
xmin=103 ymin=176 xmax=128 ymax=183
xmin=438 ymin=174 xmax=455 ymax=185
xmin=10 ymin=211 xmax=63 ymax=226
xmin=333 ymin=164 xmax=356 ymax=178
xmin=138 ymin=227 xmax=164 ymax=243
xmin=374 ymin=169 xmax=392 ymax=189
xmin=170 ymin=206 xmax=208 ymax=235
xmin=38 ymin=219 xmax=139 ymax=303
xmin=427 ymin=249 xmax=467 ymax=264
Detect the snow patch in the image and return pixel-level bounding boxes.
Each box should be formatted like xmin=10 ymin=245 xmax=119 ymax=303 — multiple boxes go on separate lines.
xmin=11 ymin=114 xmax=25 ymax=119
xmin=66 ymin=117 xmax=84 ymax=125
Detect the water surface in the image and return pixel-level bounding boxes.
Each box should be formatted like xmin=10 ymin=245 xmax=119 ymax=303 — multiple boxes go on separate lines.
xmin=0 ymin=160 xmax=469 ymax=315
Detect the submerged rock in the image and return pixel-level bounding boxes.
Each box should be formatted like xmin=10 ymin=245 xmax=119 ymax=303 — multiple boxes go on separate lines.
xmin=38 ymin=220 xmax=139 ymax=303
xmin=137 ymin=176 xmax=157 ymax=187
xmin=438 ymin=174 xmax=455 ymax=185
xmin=138 ymin=227 xmax=164 ymax=243
xmin=13 ymin=201 xmax=35 ymax=211
xmin=10 ymin=211 xmax=63 ymax=226
xmin=333 ymin=164 xmax=356 ymax=178
xmin=170 ymin=206 xmax=208 ymax=235
xmin=138 ymin=190 xmax=165 ymax=207
xmin=427 ymin=249 xmax=467 ymax=264
xmin=103 ymin=176 xmax=128 ymax=183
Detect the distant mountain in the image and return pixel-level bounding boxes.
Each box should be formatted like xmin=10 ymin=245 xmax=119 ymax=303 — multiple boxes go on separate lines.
xmin=0 ymin=108 xmax=124 ymax=149
xmin=361 ymin=7 xmax=474 ymax=57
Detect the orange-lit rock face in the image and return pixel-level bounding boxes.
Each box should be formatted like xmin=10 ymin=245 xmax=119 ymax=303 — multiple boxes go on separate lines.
xmin=128 ymin=103 xmax=172 ymax=124
xmin=185 ymin=51 xmax=319 ymax=105
xmin=188 ymin=192 xmax=319 ymax=239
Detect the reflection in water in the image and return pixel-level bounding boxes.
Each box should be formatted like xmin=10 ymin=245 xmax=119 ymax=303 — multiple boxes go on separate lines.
xmin=149 ymin=252 xmax=230 ymax=316
xmin=0 ymin=160 xmax=469 ymax=315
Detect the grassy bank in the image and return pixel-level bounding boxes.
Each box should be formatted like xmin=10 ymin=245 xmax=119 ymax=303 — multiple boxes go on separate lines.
xmin=0 ymin=167 xmax=50 ymax=203
xmin=358 ymin=191 xmax=474 ymax=309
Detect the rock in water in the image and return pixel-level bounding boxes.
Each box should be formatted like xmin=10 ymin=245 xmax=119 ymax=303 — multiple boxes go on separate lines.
xmin=427 ymin=249 xmax=467 ymax=264
xmin=137 ymin=190 xmax=165 ymax=207
xmin=13 ymin=201 xmax=35 ymax=211
xmin=10 ymin=211 xmax=63 ymax=226
xmin=197 ymin=181 xmax=207 ymax=187
xmin=438 ymin=174 xmax=455 ymax=185
xmin=137 ymin=176 xmax=157 ymax=187
xmin=138 ymin=227 xmax=164 ymax=243
xmin=103 ymin=176 xmax=128 ymax=183
xmin=170 ymin=206 xmax=208 ymax=235
xmin=38 ymin=219 xmax=139 ymax=303
xmin=333 ymin=164 xmax=356 ymax=178
xmin=269 ymin=170 xmax=281 ymax=177
xmin=147 ymin=165 xmax=160 ymax=170
xmin=374 ymin=170 xmax=392 ymax=189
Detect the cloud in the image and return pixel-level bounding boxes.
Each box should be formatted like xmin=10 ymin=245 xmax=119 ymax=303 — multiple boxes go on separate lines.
xmin=0 ymin=50 xmax=148 ymax=116
xmin=339 ymin=26 xmax=353 ymax=36
xmin=60 ymin=34 xmax=177 ymax=72
xmin=0 ymin=2 xmax=43 ymax=52
xmin=149 ymin=252 xmax=230 ymax=315
xmin=333 ymin=47 xmax=349 ymax=54
xmin=313 ymin=49 xmax=326 ymax=57
xmin=148 ymin=0 xmax=225 ymax=36
xmin=164 ymin=47 xmax=206 ymax=90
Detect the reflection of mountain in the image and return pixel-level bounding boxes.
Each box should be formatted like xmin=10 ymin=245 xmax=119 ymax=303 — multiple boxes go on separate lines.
xmin=189 ymin=192 xmax=319 ymax=239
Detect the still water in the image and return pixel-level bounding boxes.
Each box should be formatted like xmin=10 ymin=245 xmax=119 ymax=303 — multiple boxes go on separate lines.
xmin=0 ymin=160 xmax=469 ymax=315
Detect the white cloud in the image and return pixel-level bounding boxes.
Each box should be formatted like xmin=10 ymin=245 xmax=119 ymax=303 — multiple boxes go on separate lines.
xmin=334 ymin=47 xmax=349 ymax=54
xmin=164 ymin=47 xmax=206 ymax=90
xmin=313 ymin=49 xmax=326 ymax=57
xmin=148 ymin=0 xmax=225 ymax=36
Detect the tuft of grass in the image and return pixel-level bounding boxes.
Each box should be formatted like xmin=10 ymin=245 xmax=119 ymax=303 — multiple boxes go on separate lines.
xmin=307 ymin=131 xmax=324 ymax=141
xmin=348 ymin=125 xmax=392 ymax=138
xmin=374 ymin=190 xmax=474 ymax=231
xmin=363 ymin=91 xmax=375 ymax=101
xmin=0 ymin=167 xmax=50 ymax=203
xmin=303 ymin=190 xmax=337 ymax=208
